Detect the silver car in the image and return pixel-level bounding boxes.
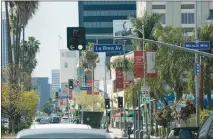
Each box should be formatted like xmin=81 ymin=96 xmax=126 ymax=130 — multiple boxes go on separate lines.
xmin=16 ymin=128 xmax=111 ymax=138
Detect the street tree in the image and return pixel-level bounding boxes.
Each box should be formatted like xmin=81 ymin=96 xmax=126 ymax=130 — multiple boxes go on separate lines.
xmin=194 ymin=21 xmax=213 ymax=109
xmin=75 ymin=92 xmax=104 ymax=112
xmin=2 ymin=84 xmax=39 ymax=133
xmin=110 ymin=12 xmax=162 ymax=106
xmin=153 ymin=26 xmax=194 ymax=100
xmin=80 ymin=43 xmax=100 ymax=80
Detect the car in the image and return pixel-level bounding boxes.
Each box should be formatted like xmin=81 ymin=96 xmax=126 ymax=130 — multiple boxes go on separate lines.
xmin=16 ymin=128 xmax=111 ymax=138
xmin=167 ymin=127 xmax=200 ymax=139
xmin=30 ymin=123 xmax=92 ymax=129
xmin=196 ymin=112 xmax=213 ymax=139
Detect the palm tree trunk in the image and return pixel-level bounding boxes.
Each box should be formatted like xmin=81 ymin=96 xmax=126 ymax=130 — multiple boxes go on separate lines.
xmin=204 ymin=63 xmax=212 ymax=109
xmin=199 ymin=64 xmax=204 ymax=110
xmin=5 ymin=2 xmax=12 ymax=64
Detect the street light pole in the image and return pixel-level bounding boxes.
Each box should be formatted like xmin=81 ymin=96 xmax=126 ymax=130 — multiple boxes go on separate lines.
xmin=194 ymin=1 xmax=200 ymax=127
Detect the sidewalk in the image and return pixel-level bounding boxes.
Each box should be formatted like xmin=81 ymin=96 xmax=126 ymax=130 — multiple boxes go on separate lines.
xmin=108 ymin=128 xmax=123 ymax=138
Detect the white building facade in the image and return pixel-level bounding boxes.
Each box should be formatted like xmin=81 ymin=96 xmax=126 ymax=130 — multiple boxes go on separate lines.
xmin=137 ymin=0 xmax=213 ymax=35
xmin=60 ymin=49 xmax=79 ymax=86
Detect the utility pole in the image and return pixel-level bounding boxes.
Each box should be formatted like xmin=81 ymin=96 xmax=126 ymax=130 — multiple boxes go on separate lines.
xmin=123 ymin=40 xmax=127 ymax=136
xmin=194 ymin=1 xmax=200 ymax=127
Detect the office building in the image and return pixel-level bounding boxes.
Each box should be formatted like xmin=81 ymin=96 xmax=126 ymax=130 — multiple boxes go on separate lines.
xmin=2 ymin=11 xmax=8 ymax=68
xmin=137 ymin=1 xmax=213 ymax=35
xmin=51 ymin=69 xmax=60 ymax=95
xmin=32 ymin=77 xmax=50 ymax=111
xmin=78 ymin=1 xmax=136 ymax=58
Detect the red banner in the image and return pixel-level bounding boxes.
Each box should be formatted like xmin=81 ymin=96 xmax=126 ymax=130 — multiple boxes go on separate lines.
xmin=87 ymin=80 xmax=99 ymax=95
xmin=134 ymin=50 xmax=144 ymax=78
xmin=68 ymin=89 xmax=72 ymax=100
xmin=116 ymin=67 xmax=124 ymax=89
xmin=60 ymin=100 xmax=63 ymax=106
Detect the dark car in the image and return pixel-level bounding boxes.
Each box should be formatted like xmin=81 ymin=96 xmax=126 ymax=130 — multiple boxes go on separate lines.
xmin=50 ymin=116 xmax=61 ymax=123
xmin=175 ymin=112 xmax=213 ymax=139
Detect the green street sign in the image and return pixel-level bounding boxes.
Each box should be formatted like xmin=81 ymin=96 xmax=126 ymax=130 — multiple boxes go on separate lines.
xmin=142 ymin=97 xmax=150 ymax=104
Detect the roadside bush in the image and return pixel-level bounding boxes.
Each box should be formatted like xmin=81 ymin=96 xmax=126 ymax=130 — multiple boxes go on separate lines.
xmin=200 ymin=109 xmax=212 ymax=125
xmin=1 ymin=124 xmax=8 ymax=134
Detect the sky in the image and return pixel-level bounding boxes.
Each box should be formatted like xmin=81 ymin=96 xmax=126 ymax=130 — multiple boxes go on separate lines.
xmin=22 ymin=2 xmax=78 ymax=82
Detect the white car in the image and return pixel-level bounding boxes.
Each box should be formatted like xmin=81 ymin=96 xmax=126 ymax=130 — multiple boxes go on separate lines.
xmin=30 ymin=123 xmax=92 ymax=129
xmin=16 ymin=128 xmax=110 ymax=139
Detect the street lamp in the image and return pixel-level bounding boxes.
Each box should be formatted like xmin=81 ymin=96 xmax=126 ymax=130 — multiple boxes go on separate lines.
xmin=133 ymin=26 xmax=149 ymax=138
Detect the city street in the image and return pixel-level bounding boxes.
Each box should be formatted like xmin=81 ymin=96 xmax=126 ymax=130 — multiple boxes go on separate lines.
xmin=1 ymin=0 xmax=213 ymax=139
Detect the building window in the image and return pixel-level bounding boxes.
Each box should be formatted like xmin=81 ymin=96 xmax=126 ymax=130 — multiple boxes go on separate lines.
xmin=161 ymin=13 xmax=166 ymax=24
xmin=64 ymin=62 xmax=68 ymax=68
xmin=181 ymin=13 xmax=194 ymax=24
xmin=152 ymin=5 xmax=166 ymax=9
xmin=181 ymin=4 xmax=194 ymax=9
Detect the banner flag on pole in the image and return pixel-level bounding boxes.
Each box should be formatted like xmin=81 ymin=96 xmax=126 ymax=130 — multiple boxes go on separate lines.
xmin=146 ymin=50 xmax=157 ymax=78
xmin=134 ymin=50 xmax=144 ymax=78
xmin=116 ymin=67 xmax=124 ymax=89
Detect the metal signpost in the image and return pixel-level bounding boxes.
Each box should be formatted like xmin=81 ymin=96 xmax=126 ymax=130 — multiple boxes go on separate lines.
xmin=141 ymin=87 xmax=150 ymax=134
xmin=184 ymin=41 xmax=210 ymax=128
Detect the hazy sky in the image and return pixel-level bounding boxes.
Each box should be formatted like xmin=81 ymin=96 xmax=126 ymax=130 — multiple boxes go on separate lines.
xmin=24 ymin=2 xmax=79 ymax=82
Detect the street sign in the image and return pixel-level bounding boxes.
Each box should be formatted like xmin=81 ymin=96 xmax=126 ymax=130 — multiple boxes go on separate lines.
xmin=94 ymin=44 xmax=123 ymax=52
xmin=176 ymin=105 xmax=182 ymax=112
xmin=60 ymin=96 xmax=68 ymax=99
xmin=80 ymin=86 xmax=92 ymax=90
xmin=141 ymin=87 xmax=149 ymax=97
xmin=194 ymin=63 xmax=200 ymax=76
xmin=142 ymin=97 xmax=150 ymax=104
xmin=184 ymin=41 xmax=210 ymax=50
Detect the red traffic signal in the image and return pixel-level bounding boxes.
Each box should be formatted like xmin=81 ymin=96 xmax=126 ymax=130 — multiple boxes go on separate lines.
xmin=73 ymin=30 xmax=80 ymax=36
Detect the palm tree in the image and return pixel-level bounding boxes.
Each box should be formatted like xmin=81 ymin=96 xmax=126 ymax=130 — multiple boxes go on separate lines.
xmin=80 ymin=43 xmax=100 ymax=80
xmin=20 ymin=37 xmax=40 ymax=91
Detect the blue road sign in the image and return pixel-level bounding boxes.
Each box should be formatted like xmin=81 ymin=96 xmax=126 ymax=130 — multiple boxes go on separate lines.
xmin=80 ymin=86 xmax=92 ymax=90
xmin=60 ymin=96 xmax=68 ymax=99
xmin=194 ymin=63 xmax=200 ymax=76
xmin=184 ymin=41 xmax=210 ymax=50
xmin=94 ymin=44 xmax=123 ymax=52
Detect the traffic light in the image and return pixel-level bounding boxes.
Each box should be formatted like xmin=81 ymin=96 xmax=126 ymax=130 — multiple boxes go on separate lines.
xmin=67 ymin=27 xmax=86 ymax=51
xmin=55 ymin=92 xmax=59 ymax=99
xmin=105 ymin=98 xmax=110 ymax=109
xmin=78 ymin=105 xmax=82 ymax=110
xmin=118 ymin=97 xmax=123 ymax=108
xmin=68 ymin=79 xmax=74 ymax=89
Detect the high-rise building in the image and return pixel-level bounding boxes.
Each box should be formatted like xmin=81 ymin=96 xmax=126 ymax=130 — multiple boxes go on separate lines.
xmin=78 ymin=1 xmax=136 ymax=57
xmin=32 ymin=77 xmax=50 ymax=111
xmin=2 ymin=11 xmax=8 ymax=68
xmin=51 ymin=69 xmax=60 ymax=95
xmin=137 ymin=1 xmax=213 ymax=35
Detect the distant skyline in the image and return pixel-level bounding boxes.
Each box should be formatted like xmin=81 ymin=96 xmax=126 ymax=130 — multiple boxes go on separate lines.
xmin=1 ymin=2 xmax=79 ymax=83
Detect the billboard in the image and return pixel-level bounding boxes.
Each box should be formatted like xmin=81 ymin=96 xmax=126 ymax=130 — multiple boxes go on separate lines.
xmin=113 ymin=20 xmax=134 ymax=37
